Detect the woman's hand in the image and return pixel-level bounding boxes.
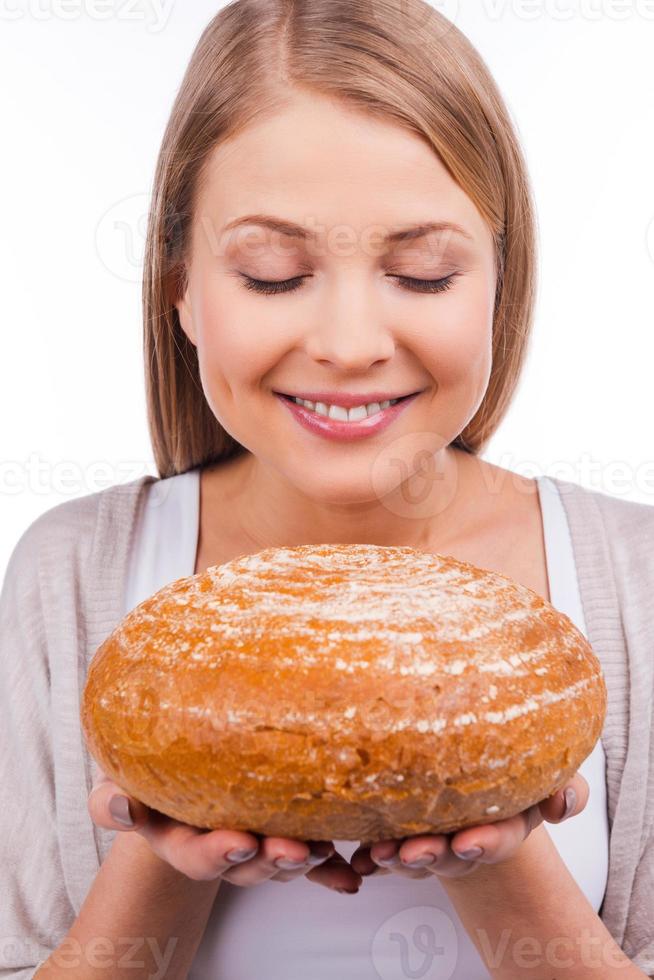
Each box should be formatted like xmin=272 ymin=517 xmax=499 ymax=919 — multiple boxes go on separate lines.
xmin=350 ymin=772 xmax=589 ymax=881
xmin=88 ymin=768 xmax=363 ymax=893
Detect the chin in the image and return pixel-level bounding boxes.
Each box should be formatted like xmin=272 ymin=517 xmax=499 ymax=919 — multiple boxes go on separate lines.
xmin=286 ymin=463 xmax=401 ymax=504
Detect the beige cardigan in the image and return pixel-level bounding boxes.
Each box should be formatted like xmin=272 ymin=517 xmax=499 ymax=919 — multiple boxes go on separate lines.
xmin=0 ymin=472 xmax=653 ymax=978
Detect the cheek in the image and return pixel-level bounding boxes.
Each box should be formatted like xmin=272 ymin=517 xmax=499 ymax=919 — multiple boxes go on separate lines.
xmin=194 ymin=289 xmax=245 ymax=374
xmin=185 ymin=282 xmax=249 ymax=424
xmin=416 ymin=275 xmax=494 ymax=389
xmin=194 ymin=279 xmax=292 ymax=383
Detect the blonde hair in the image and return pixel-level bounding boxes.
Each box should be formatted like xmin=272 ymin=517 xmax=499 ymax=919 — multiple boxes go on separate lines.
xmin=143 ymin=0 xmax=538 ymax=479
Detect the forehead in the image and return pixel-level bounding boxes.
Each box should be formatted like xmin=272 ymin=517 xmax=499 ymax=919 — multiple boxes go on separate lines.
xmin=194 ymin=95 xmax=493 ymax=253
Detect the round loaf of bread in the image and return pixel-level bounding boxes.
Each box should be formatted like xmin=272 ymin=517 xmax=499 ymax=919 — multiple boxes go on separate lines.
xmin=81 ymin=543 xmax=607 ymax=841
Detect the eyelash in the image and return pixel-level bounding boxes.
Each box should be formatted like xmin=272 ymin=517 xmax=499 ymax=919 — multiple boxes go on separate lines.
xmin=239 ymin=273 xmax=459 ymax=296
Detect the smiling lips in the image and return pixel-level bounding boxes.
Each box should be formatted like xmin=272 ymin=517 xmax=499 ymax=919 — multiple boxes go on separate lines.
xmin=281 ymin=394 xmax=405 ymax=422
xmin=276 ymin=390 xmax=421 ymax=408
xmin=276 ymin=390 xmax=422 ymax=442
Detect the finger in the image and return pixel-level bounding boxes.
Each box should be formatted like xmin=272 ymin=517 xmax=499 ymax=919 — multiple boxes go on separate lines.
xmin=395 ymin=835 xmax=450 ymax=874
xmin=220 ymin=835 xmax=316 ymax=887
xmin=540 ymin=772 xmax=589 ymax=824
xmin=305 ymin=851 xmax=364 ymax=893
xmin=369 ymin=838 xmax=444 ymax=879
xmin=87 ymin=778 xmax=150 ymax=832
xmin=350 ymin=843 xmax=391 ymax=878
xmin=448 ymin=804 xmax=544 ymax=868
xmin=350 ymin=844 xmax=383 ymax=877
xmin=270 ymin=840 xmax=336 ymax=882
xmin=135 ymin=811 xmax=263 ymax=881
xmin=223 ymin=838 xmax=362 ymax=892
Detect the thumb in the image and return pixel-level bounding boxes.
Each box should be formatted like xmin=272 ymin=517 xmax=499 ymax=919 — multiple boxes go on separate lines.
xmin=541 ymin=771 xmax=589 ymax=824
xmin=87 ymin=768 xmax=150 ymax=832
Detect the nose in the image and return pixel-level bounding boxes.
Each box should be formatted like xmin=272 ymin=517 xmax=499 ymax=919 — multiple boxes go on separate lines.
xmin=304 ymin=275 xmax=396 ymax=371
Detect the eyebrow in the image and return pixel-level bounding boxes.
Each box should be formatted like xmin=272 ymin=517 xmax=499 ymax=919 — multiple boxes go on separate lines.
xmin=222 ymin=214 xmax=474 ymax=244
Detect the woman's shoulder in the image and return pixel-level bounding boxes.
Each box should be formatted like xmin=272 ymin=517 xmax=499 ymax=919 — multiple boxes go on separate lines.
xmin=3 ymin=474 xmax=157 ymax=592
xmin=550 ymin=475 xmax=654 ymax=554
xmin=551 ymin=473 xmax=654 ymax=516
xmin=550 ymin=476 xmax=654 ymax=666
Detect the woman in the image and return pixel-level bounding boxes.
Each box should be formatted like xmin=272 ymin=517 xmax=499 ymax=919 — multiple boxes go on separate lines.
xmin=1 ymin=1 xmax=652 ymax=977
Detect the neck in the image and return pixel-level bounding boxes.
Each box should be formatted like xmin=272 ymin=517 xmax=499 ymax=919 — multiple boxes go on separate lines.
xmin=209 ymin=445 xmax=485 ymax=555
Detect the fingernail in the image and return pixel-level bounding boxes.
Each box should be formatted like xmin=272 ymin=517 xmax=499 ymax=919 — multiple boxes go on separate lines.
xmin=374 ymin=853 xmax=400 ymax=867
xmin=225 ymin=847 xmax=258 ymax=863
xmin=307 ymin=849 xmax=333 ymax=865
xmin=274 ymin=857 xmax=308 ymax=870
xmin=453 ymin=846 xmax=483 ymax=860
xmin=563 ymin=787 xmax=577 ymax=820
xmin=335 ymin=886 xmax=359 ymax=894
xmin=402 ymin=851 xmax=437 ymax=868
xmin=109 ymin=795 xmax=134 ymax=827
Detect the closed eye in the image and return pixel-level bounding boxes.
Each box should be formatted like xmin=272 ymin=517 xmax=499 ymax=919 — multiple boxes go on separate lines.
xmin=239 ymin=273 xmax=460 ymax=296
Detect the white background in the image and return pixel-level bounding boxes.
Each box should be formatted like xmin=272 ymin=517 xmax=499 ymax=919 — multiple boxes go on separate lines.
xmin=1 ymin=0 xmax=653 ymax=579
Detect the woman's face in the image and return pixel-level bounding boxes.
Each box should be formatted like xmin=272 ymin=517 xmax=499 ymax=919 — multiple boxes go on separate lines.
xmin=176 ymin=92 xmax=497 ymax=511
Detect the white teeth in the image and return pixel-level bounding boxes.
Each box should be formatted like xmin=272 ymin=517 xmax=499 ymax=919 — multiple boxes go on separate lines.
xmin=292 ymin=396 xmax=402 ymax=421
xmin=328 ymin=404 xmax=349 ymax=422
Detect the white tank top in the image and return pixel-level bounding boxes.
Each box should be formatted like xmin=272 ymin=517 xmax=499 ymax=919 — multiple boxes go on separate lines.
xmin=124 ymin=470 xmax=609 ymax=980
